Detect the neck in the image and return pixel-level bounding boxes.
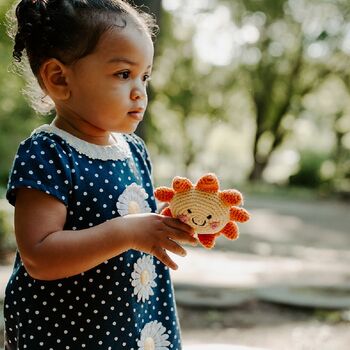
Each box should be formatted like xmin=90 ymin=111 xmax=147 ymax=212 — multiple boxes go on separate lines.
xmin=53 ymin=115 xmax=116 ymax=146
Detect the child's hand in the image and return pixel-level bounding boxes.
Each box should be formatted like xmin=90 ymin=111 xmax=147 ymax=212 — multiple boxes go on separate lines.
xmin=121 ymin=213 xmax=197 ymax=270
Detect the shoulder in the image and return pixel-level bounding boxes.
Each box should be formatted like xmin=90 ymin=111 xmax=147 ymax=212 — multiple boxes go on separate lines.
xmin=17 ymin=129 xmax=70 ymax=159
xmin=7 ymin=129 xmax=73 ymax=206
xmin=123 ymin=133 xmax=150 ymax=158
xmin=13 ymin=130 xmax=72 ymax=170
xmin=123 ymin=133 xmax=147 ymax=149
xmin=122 ymin=133 xmax=153 ymax=174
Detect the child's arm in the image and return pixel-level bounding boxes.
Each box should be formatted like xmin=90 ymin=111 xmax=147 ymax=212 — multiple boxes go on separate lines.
xmin=15 ymin=188 xmax=197 ymax=281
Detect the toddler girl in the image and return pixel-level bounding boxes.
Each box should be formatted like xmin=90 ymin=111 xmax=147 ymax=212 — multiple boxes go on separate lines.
xmin=4 ymin=0 xmax=197 ymax=349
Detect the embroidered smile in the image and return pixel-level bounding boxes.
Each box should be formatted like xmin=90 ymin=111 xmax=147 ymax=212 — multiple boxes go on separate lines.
xmin=191 ymin=218 xmax=206 ymax=226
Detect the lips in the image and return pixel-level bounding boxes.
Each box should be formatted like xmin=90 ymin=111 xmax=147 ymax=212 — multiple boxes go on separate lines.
xmin=128 ymin=108 xmax=144 ymax=121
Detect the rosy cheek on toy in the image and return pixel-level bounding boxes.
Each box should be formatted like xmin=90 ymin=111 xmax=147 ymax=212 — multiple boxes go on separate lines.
xmin=210 ymin=221 xmax=220 ymax=230
xmin=177 ymin=214 xmax=189 ymax=224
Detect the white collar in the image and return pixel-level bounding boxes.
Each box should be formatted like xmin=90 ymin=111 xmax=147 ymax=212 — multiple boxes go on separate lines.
xmin=32 ymin=124 xmax=132 ymax=161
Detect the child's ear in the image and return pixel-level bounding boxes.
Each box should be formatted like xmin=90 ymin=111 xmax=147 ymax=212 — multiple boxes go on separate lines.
xmin=39 ymin=58 xmax=71 ymax=100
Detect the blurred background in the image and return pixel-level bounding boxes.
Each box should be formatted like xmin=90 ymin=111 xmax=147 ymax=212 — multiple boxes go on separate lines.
xmin=1 ymin=0 xmax=350 ymax=349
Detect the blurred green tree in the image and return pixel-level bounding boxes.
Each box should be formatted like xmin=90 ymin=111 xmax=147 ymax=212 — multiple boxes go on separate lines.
xmin=0 ymin=0 xmax=44 ymax=187
xmin=0 ymin=0 xmax=349 ymax=194
xmin=132 ymin=0 xmax=162 ymax=141
xmin=148 ymin=0 xmax=350 ymax=192
xmin=226 ymin=0 xmax=350 ymax=183
xmin=146 ymin=5 xmax=244 ymax=179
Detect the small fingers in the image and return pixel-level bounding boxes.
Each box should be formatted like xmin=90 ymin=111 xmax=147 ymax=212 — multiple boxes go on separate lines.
xmin=161 ymin=217 xmax=197 ymax=245
xmin=162 ymin=216 xmax=194 ymax=235
xmin=163 ymin=238 xmax=187 ymax=258
xmin=169 ymin=228 xmax=198 ymax=246
xmin=151 ymin=246 xmax=178 ymax=270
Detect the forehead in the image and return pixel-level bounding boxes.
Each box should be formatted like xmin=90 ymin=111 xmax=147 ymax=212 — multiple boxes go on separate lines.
xmin=94 ymin=24 xmax=154 ymax=64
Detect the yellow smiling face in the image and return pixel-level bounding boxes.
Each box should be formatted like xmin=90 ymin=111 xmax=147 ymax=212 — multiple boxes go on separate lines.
xmin=170 ymin=190 xmax=230 ymax=234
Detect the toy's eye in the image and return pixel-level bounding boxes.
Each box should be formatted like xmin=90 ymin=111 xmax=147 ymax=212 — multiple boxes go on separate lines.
xmin=187 ymin=209 xmax=192 ymax=214
xmin=207 ymin=215 xmax=212 ymax=219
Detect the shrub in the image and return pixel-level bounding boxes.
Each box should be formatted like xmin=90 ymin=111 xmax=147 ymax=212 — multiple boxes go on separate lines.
xmin=289 ymin=151 xmax=329 ymax=188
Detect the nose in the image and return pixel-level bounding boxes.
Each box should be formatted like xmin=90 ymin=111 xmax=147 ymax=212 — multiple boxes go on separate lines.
xmin=130 ymin=81 xmax=146 ymax=101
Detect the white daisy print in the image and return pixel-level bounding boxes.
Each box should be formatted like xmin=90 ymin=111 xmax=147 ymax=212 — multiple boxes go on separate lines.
xmin=137 ymin=320 xmax=170 ymax=350
xmin=131 ymin=255 xmax=157 ymax=302
xmin=117 ymin=183 xmax=151 ymax=216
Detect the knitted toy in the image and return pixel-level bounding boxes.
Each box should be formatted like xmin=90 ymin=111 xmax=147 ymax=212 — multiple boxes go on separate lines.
xmin=154 ymin=173 xmax=250 ymax=248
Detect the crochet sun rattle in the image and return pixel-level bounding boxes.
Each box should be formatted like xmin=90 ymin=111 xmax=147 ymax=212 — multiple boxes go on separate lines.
xmin=154 ymin=173 xmax=250 ymax=248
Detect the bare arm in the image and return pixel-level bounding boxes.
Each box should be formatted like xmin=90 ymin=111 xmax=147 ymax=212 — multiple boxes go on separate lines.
xmin=15 ymin=188 xmax=196 ymax=281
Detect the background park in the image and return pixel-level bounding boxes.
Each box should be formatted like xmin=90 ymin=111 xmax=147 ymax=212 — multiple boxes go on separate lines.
xmin=1 ymin=0 xmax=350 ymax=349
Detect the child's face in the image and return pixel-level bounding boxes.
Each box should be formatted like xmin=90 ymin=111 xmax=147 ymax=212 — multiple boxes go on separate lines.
xmin=63 ymin=22 xmax=154 ymax=134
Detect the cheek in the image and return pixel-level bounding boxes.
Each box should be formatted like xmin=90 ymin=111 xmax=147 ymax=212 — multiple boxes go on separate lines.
xmin=72 ymin=81 xmax=102 ymax=105
xmin=210 ymin=221 xmax=221 ymax=230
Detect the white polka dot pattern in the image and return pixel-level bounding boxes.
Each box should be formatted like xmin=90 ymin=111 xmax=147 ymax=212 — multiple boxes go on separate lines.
xmin=4 ymin=126 xmax=181 ymax=349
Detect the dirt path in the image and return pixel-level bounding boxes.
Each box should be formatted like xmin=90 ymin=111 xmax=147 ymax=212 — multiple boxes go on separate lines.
xmin=175 ymin=194 xmax=350 ymax=349
xmin=1 ymin=194 xmax=350 ymax=349
xmin=179 ymin=302 xmax=350 ymax=350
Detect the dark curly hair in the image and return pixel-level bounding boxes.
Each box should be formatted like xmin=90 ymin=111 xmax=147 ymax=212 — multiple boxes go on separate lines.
xmin=6 ymin=0 xmax=157 ymax=112
xmin=10 ymin=0 xmax=157 ymax=76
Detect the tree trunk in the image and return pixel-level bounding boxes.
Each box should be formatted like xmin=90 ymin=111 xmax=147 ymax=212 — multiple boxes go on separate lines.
xmin=248 ymin=42 xmax=303 ymax=182
xmin=248 ymin=160 xmax=268 ymax=182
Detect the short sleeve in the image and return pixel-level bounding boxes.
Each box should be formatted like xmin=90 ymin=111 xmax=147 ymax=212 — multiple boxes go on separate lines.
xmin=6 ymin=133 xmax=72 ymax=206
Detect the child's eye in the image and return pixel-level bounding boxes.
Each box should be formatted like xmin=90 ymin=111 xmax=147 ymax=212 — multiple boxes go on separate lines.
xmin=115 ymin=71 xmax=130 ymax=79
xmin=207 ymin=215 xmax=212 ymax=220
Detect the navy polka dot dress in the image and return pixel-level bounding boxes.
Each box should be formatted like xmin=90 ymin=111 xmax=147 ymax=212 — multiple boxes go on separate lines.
xmin=4 ymin=124 xmax=181 ymax=350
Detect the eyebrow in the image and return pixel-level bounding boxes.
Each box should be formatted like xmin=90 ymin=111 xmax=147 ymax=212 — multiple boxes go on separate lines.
xmin=107 ymin=57 xmax=152 ymax=69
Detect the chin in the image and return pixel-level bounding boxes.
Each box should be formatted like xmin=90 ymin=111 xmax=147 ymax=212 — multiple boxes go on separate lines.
xmin=114 ymin=123 xmax=139 ymax=134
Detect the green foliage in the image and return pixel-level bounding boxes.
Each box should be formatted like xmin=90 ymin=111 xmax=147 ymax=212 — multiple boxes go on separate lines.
xmin=146 ymin=0 xmax=350 ymax=192
xmin=0 ymin=0 xmax=45 ymax=186
xmin=0 ymin=0 xmax=349 ymax=194
xmin=0 ymin=200 xmax=15 ymax=261
xmin=289 ymin=151 xmax=329 ymax=188
xmin=148 ymin=7 xmax=253 ymax=181
xmin=315 ymin=309 xmax=350 ymax=324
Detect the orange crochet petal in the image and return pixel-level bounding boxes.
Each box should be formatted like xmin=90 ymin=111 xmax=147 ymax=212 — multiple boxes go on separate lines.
xmin=197 ymin=234 xmax=216 ymax=249
xmin=172 ymin=176 xmax=193 ymax=193
xmin=219 ymin=190 xmax=242 ymax=206
xmin=195 ymin=173 xmax=219 ymax=193
xmin=161 ymin=206 xmax=173 ymax=217
xmin=221 ymin=221 xmax=239 ymax=240
xmin=154 ymin=187 xmax=175 ymax=202
xmin=230 ymin=207 xmax=250 ymax=222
